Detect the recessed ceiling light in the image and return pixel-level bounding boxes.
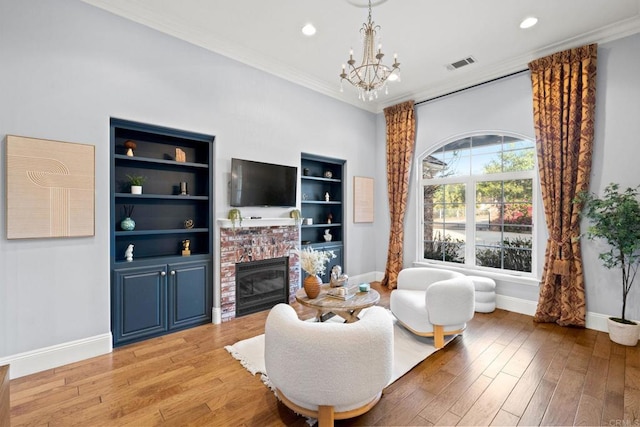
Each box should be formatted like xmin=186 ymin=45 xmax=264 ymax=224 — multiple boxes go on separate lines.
xmin=301 ymin=23 xmax=316 ymax=36
xmin=520 ymin=17 xmax=538 ymax=29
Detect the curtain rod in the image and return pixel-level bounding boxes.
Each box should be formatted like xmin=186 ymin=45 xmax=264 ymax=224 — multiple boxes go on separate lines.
xmin=415 ymin=69 xmax=529 ymax=106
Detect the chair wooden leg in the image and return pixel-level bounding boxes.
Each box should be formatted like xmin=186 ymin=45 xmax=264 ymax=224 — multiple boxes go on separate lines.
xmin=434 ymin=325 xmax=444 ymax=349
xmin=318 ymin=405 xmax=335 ymax=427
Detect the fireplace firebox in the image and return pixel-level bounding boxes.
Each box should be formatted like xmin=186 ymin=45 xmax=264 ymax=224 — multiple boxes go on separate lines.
xmin=235 ymin=256 xmax=289 ymax=317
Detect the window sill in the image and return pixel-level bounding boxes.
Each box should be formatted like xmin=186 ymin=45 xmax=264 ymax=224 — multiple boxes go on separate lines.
xmin=412 ymin=261 xmax=541 ymax=287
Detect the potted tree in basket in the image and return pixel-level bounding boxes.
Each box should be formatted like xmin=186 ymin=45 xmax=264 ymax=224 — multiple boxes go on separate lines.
xmin=576 ymin=183 xmax=640 ymax=346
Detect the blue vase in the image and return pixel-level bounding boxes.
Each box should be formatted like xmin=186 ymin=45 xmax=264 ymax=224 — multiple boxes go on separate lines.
xmin=121 ymin=217 xmax=135 ymax=231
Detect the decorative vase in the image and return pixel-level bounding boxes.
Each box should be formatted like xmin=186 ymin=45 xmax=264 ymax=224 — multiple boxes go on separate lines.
xmin=607 ymin=317 xmax=640 ymax=346
xmin=131 ymin=185 xmax=142 ymax=194
xmin=120 ymin=217 xmax=136 ymax=231
xmin=303 ymin=274 xmax=322 ymax=299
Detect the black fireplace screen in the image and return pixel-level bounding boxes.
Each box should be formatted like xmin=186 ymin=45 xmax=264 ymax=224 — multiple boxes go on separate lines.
xmin=235 ymin=256 xmax=289 ymax=317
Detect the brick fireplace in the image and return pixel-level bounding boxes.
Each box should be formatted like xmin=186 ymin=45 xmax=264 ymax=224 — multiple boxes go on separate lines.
xmin=219 ymin=223 xmax=300 ymax=322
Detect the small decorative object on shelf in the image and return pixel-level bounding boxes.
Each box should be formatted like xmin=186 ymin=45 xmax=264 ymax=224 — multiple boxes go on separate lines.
xmin=125 ymin=244 xmax=134 ymax=262
xmin=183 ymin=219 xmax=194 ymax=229
xmin=327 ymin=213 xmax=333 ymax=224
xmin=329 ymin=265 xmax=348 ymax=288
xmin=304 ymin=218 xmax=313 ymax=225
xmin=228 ymin=208 xmax=243 ymax=232
xmin=302 ymin=193 xmax=309 ymax=200
xmin=303 ymin=168 xmax=310 ymax=176
xmin=124 ymin=140 xmax=136 ymax=157
xmin=175 ymin=148 xmax=186 ymax=162
xmin=126 ymin=174 xmax=146 ymax=194
xmin=120 ymin=205 xmax=136 ymax=231
xmin=325 ymin=192 xmax=330 ymax=202
xmin=324 ymin=170 xmax=333 ymax=178
xmin=182 ymin=239 xmax=191 ymax=256
xmin=179 ymin=182 xmax=188 ymax=196
xmin=324 ymin=229 xmax=332 ymax=242
xmin=289 ymin=208 xmax=302 ymax=225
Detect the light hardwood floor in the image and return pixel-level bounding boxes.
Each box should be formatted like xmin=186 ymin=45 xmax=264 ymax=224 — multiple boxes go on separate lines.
xmin=9 ymin=282 xmax=640 ymax=426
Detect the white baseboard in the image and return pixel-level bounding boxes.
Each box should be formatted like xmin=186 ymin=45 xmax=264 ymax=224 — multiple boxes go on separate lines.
xmin=0 ymin=333 xmax=113 ymax=379
xmin=495 ymin=294 xmax=612 ymax=333
xmin=349 ymin=271 xmax=384 ymax=285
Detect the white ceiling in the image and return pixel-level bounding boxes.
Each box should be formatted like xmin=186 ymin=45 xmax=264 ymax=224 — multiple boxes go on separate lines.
xmin=81 ymin=0 xmax=640 ymax=113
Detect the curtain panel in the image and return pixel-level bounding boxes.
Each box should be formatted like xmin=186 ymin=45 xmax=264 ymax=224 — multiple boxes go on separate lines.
xmin=529 ymin=44 xmax=597 ymax=327
xmin=381 ymin=100 xmax=416 ymax=290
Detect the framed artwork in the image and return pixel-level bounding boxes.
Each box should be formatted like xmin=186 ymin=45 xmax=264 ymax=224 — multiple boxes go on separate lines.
xmin=353 ymin=176 xmax=374 ymax=223
xmin=6 ymin=135 xmax=95 ymax=239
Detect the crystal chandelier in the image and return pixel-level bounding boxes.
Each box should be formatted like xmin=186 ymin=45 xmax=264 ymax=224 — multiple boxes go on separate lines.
xmin=340 ymin=0 xmax=400 ymax=101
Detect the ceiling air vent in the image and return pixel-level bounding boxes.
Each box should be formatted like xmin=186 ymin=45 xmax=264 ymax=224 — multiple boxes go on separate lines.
xmin=446 ymin=56 xmax=477 ymax=71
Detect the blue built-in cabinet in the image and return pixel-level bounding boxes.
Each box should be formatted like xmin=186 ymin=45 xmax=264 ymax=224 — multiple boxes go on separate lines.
xmin=300 ymin=153 xmax=346 ymax=276
xmin=110 ymin=118 xmax=214 ymax=347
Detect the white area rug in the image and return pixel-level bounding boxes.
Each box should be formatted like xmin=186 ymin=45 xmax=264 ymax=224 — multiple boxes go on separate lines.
xmin=225 ymin=311 xmax=455 ymax=387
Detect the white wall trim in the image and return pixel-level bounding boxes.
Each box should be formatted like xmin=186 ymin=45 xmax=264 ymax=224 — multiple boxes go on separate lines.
xmin=495 ymin=295 xmax=615 ymax=333
xmin=0 ymin=333 xmax=112 ymax=379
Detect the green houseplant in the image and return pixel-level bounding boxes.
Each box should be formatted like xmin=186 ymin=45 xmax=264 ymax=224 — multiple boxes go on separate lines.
xmin=576 ymin=183 xmax=640 ymax=345
xmin=126 ymin=174 xmax=147 ymax=194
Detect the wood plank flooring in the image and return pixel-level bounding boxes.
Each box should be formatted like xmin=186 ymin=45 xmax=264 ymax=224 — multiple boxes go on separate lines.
xmin=9 ymin=282 xmax=640 ymax=426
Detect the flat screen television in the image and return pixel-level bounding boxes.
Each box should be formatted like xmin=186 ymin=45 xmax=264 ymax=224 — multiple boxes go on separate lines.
xmin=230 ymin=158 xmax=297 ymax=207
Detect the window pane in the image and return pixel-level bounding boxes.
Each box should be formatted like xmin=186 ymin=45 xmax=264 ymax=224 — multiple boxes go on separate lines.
xmin=504 ymin=137 xmax=534 ymax=150
xmin=503 ymin=244 xmax=532 ymax=272
xmin=423 ymin=230 xmax=465 ymax=263
xmin=475 ymin=245 xmax=502 ymax=268
xmin=472 ymin=152 xmax=502 ymax=175
xmin=501 ymin=148 xmax=535 ymax=172
xmin=503 ymin=180 xmax=532 ymax=202
xmin=422 ymin=156 xmax=447 ymax=179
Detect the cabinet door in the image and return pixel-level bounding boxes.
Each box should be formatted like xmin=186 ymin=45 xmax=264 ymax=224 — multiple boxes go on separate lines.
xmin=324 ymin=244 xmax=343 ymax=277
xmin=113 ymin=264 xmax=167 ymax=345
xmin=168 ymin=260 xmax=212 ymax=330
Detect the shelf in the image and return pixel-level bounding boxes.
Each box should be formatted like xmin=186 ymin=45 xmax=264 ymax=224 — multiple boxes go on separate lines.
xmin=114 ymin=253 xmax=210 ymax=267
xmin=301 ymin=175 xmax=341 ymax=183
xmin=301 ymin=241 xmax=343 ymax=247
xmin=114 ymin=154 xmax=208 ymax=169
xmin=302 ymin=223 xmax=342 ymax=229
xmin=115 ymin=193 xmax=209 ymax=201
xmin=115 ymin=228 xmax=209 ymax=237
xmin=301 ymin=200 xmax=341 ymax=205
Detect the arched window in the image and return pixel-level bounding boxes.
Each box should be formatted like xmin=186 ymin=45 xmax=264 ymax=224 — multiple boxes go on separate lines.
xmin=419 ymin=133 xmax=536 ymax=274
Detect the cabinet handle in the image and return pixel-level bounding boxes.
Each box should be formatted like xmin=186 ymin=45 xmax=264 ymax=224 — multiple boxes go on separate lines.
xmin=170 ymin=271 xmax=176 ymax=275
xmin=161 ymin=271 xmax=166 ymax=276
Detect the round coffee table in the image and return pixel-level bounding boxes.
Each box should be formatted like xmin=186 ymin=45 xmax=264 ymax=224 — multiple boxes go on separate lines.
xmin=295 ymin=284 xmax=380 ymax=323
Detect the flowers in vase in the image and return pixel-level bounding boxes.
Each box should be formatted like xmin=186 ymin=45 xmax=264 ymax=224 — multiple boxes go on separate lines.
xmin=293 ymin=247 xmax=336 ymax=276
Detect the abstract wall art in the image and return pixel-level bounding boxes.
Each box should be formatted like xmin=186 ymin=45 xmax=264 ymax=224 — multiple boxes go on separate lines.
xmin=6 ymin=135 xmax=95 ymax=239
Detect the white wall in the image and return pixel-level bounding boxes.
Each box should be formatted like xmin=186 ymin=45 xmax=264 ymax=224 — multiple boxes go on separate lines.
xmin=375 ymin=34 xmax=640 ymax=322
xmin=0 ymin=0 xmax=378 ymax=370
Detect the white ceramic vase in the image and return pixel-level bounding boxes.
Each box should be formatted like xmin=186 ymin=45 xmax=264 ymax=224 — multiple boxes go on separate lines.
xmin=131 ymin=185 xmax=142 ymax=194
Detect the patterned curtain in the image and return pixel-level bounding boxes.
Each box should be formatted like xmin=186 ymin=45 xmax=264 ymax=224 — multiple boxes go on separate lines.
xmin=529 ymin=44 xmax=597 ymax=327
xmin=381 ymin=100 xmax=416 ymax=290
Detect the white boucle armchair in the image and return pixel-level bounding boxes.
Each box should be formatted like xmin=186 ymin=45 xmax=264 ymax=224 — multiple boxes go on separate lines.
xmin=390 ymin=268 xmax=475 ymax=348
xmin=264 ymin=303 xmax=393 ymax=427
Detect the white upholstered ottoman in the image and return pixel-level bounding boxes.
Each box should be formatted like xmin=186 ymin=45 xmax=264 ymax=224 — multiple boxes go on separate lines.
xmin=467 ymin=276 xmax=496 ymax=313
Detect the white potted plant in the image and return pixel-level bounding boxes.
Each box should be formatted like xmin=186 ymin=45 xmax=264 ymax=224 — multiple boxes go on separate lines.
xmin=576 ymin=183 xmax=640 ymax=346
xmin=126 ymin=174 xmax=147 ymax=194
